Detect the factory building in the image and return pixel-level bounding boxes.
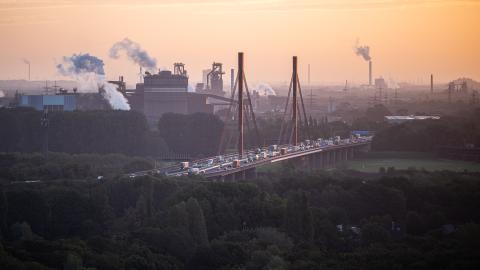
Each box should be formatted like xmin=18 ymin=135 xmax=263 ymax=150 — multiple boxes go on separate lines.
xmin=127 ymin=63 xmax=214 ymax=125
xmin=19 ymin=94 xmax=76 ymax=111
xmin=196 ymin=62 xmax=226 ymax=96
xmin=18 ymin=90 xmax=112 ymax=111
xmin=384 ymin=115 xmax=440 ymax=124
xmin=375 ymin=77 xmax=388 ymax=89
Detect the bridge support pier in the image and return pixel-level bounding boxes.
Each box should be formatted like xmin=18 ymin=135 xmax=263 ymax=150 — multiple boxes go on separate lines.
xmin=244 ymin=168 xmax=257 ymax=179
xmin=308 ymin=154 xmax=319 ymax=172
xmin=349 ymin=148 xmax=354 ymax=159
xmin=218 ymin=167 xmax=257 ymax=182
xmin=319 ymin=152 xmax=324 ymax=169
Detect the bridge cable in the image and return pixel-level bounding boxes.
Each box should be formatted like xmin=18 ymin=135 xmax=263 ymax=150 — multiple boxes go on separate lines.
xmin=297 ymin=73 xmax=311 ymax=140
xmin=278 ymin=76 xmax=293 ymax=144
xmin=243 ymin=73 xmax=262 ymax=147
xmin=217 ymin=73 xmax=239 ymax=155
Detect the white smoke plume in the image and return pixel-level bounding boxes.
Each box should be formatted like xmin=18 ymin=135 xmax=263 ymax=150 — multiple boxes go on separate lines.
xmin=109 ymin=38 xmax=157 ymax=71
xmin=388 ymin=77 xmax=400 ymax=89
xmin=56 ymin=53 xmax=130 ymax=110
xmin=354 ymin=40 xmax=371 ymax=61
xmin=254 ymin=83 xmax=276 ymax=96
xmin=0 ymin=90 xmax=5 ymax=98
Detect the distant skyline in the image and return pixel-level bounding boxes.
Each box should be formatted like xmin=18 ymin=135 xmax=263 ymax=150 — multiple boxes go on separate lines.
xmin=0 ymin=0 xmax=479 ymax=85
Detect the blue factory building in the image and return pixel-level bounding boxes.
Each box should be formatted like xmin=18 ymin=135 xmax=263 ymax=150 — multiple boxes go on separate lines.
xmin=19 ymin=95 xmax=76 ymax=111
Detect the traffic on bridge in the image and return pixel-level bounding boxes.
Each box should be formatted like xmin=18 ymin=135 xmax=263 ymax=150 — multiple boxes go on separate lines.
xmin=129 ymin=135 xmax=371 ymax=180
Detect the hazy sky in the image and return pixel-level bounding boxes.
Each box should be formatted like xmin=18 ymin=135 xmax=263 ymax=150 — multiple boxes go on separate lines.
xmin=0 ymin=0 xmax=479 ymax=85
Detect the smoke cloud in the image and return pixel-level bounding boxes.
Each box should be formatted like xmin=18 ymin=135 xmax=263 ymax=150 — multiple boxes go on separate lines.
xmin=388 ymin=77 xmax=400 ymax=89
xmin=254 ymin=83 xmax=276 ymax=96
xmin=109 ymin=38 xmax=157 ymax=71
xmin=354 ymin=41 xmax=371 ymax=61
xmin=56 ymin=53 xmax=130 ymax=110
xmin=0 ymin=90 xmax=5 ymax=98
xmin=57 ymin=53 xmax=105 ymax=75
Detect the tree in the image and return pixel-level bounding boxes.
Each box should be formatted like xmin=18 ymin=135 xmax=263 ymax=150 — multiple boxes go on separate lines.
xmin=135 ymin=194 xmax=148 ymax=225
xmin=11 ymin=221 xmax=34 ymax=241
xmin=284 ymin=191 xmax=314 ymax=241
xmin=168 ymin=202 xmax=189 ymax=237
xmin=186 ymin=197 xmax=209 ymax=247
xmin=64 ymin=253 xmax=83 ymax=270
xmin=456 ymin=223 xmax=480 ymax=249
xmin=361 ymin=222 xmax=391 ymax=246
xmin=157 ymin=113 xmax=224 ymax=156
xmin=0 ymin=191 xmax=7 ymax=237
xmin=426 ymin=211 xmax=446 ymax=230
xmin=406 ymin=211 xmax=426 ymax=235
xmin=48 ymin=188 xmax=89 ymax=237
xmin=7 ymin=189 xmax=48 ymax=236
xmin=366 ymin=104 xmax=391 ymax=122
xmin=327 ymin=207 xmax=349 ymax=225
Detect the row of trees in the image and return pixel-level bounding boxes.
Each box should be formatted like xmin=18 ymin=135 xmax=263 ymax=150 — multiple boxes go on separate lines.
xmin=3 ymin=104 xmax=480 ymax=158
xmin=0 ymin=109 xmax=232 ymax=157
xmin=0 ymin=152 xmax=154 ymax=182
xmin=0 ymin=109 xmax=234 ymax=158
xmin=157 ymin=113 xmax=224 ymax=156
xmin=0 ymin=108 xmax=167 ymax=156
xmin=1 ymin=164 xmax=480 ymax=269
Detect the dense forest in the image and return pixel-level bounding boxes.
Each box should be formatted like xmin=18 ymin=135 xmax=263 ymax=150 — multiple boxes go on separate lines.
xmin=1 ymin=162 xmax=480 ymax=269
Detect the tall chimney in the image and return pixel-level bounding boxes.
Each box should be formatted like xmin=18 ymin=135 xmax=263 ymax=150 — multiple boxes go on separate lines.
xmin=430 ymin=74 xmax=433 ymax=94
xmin=231 ymin=68 xmax=235 ymax=93
xmin=369 ymin=60 xmax=372 ymax=86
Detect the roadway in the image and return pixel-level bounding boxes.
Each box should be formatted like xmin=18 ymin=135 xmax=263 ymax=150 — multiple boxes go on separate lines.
xmin=128 ymin=137 xmax=372 ymax=179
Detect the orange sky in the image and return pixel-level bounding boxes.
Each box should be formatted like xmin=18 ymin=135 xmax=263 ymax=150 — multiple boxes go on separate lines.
xmin=0 ymin=0 xmax=479 ymax=85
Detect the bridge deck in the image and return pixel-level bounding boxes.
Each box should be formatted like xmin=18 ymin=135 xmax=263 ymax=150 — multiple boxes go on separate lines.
xmin=128 ymin=140 xmax=370 ymax=179
xmin=203 ymin=141 xmax=369 ymax=178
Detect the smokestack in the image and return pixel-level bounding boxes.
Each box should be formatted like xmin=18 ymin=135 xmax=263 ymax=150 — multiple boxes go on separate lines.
xmin=231 ymin=68 xmax=235 ymax=93
xmin=23 ymin=59 xmax=31 ymax=81
xmin=430 ymin=74 xmax=433 ymax=94
xmin=369 ymin=60 xmax=372 ymax=86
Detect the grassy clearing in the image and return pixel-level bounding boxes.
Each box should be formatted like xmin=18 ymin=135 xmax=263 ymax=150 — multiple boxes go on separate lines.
xmin=256 ymin=152 xmax=480 ymax=173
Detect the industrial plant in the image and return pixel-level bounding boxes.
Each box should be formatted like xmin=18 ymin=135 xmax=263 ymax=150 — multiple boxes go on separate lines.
xmin=195 ymin=62 xmax=226 ymax=96
xmin=125 ymin=63 xmax=234 ymax=125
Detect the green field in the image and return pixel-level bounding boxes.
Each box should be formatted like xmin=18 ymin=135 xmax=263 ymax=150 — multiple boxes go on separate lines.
xmin=257 ymin=152 xmax=480 ymax=173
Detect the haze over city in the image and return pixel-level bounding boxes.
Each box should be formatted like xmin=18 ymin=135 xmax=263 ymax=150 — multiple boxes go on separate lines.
xmin=0 ymin=0 xmax=479 ymax=84
xmin=2 ymin=1 xmax=480 ymax=270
